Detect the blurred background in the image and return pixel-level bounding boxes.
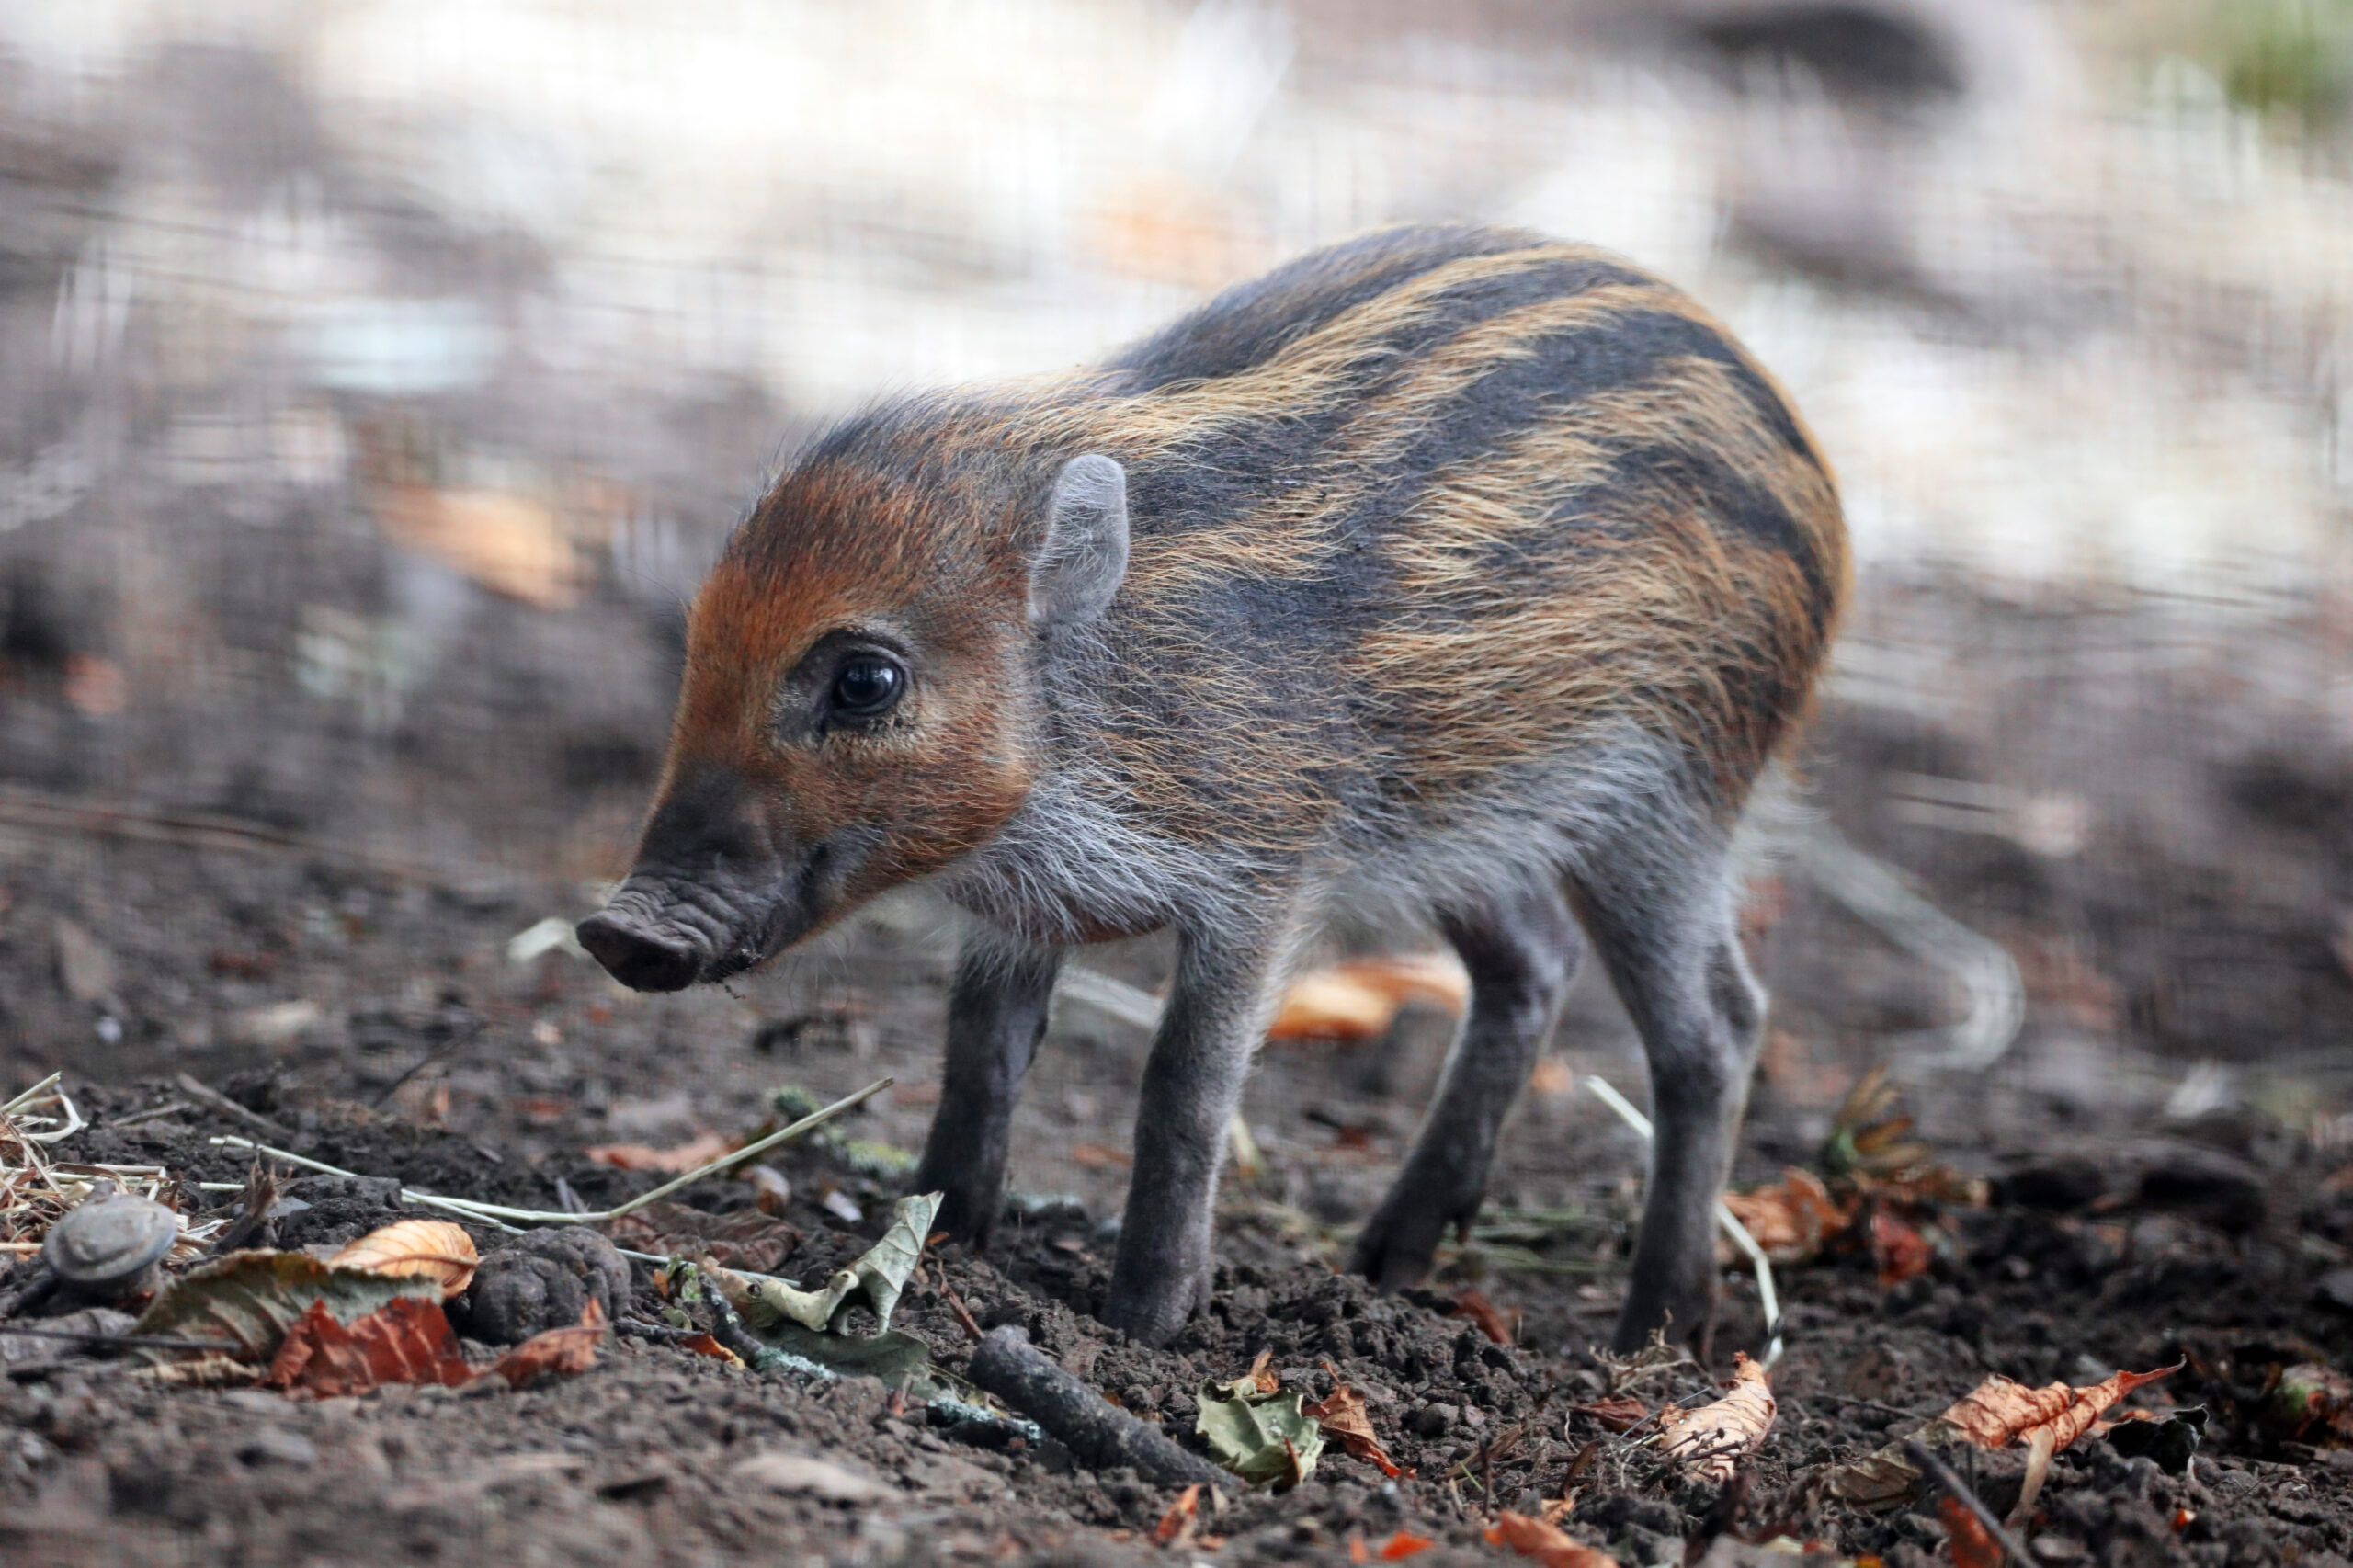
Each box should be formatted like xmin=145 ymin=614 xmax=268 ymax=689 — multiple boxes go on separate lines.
xmin=2 ymin=0 xmax=2351 ymax=1214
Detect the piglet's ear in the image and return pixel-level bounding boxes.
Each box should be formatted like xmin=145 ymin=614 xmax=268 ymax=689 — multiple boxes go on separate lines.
xmin=1028 ymin=453 xmax=1129 ymax=630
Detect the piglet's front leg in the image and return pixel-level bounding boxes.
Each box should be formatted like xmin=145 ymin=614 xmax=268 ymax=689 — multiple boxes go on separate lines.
xmin=915 ymin=932 xmax=1062 ymax=1251
xmin=1102 ymin=919 xmax=1290 ymax=1347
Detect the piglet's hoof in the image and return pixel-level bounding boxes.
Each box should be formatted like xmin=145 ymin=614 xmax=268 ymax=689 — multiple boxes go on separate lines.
xmin=450 ymin=1226 xmax=631 ymax=1345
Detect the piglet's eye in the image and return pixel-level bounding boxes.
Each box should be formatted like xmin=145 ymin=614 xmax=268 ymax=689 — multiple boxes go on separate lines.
xmin=828 ymin=655 xmax=904 ymax=720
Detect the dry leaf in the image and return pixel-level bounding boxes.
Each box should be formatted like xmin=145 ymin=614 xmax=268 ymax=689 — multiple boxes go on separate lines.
xmin=676 ymin=1332 xmax=741 ymax=1366
xmin=131 ymin=1354 xmax=262 ymax=1388
xmin=1267 ymin=954 xmax=1468 ymax=1041
xmin=1069 ymin=1142 xmax=1132 ymax=1170
xmin=370 ymin=485 xmax=586 ymax=610
xmin=1454 ymin=1290 xmax=1515 ymax=1346
xmin=602 ymin=1201 xmax=800 ymax=1272
xmin=1938 ymin=1497 xmax=2001 ymax=1568
xmin=1484 ymin=1509 xmax=1622 ymax=1568
xmin=1305 ymin=1374 xmax=1404 ymax=1477
xmin=1349 ymin=1536 xmax=1370 ymax=1566
xmin=1655 ymin=1353 xmax=1776 ymax=1482
xmin=1943 ymin=1363 xmax=2181 ymax=1452
xmin=1722 ymin=1167 xmax=1854 ymax=1264
xmin=329 ymin=1219 xmax=480 ymax=1295
xmin=265 ymin=1296 xmax=473 ymax=1396
xmin=585 ymin=1131 xmax=737 ymax=1173
xmin=1823 ymin=1362 xmax=2184 ymax=1508
xmin=1571 ymin=1395 xmax=1651 ymax=1433
xmin=1869 ymin=1206 xmax=1932 ymax=1289
xmin=1267 ymin=971 xmax=1395 ymax=1040
xmin=1154 ymin=1483 xmax=1201 ymax=1547
xmin=490 ymin=1298 xmax=606 ymax=1386
xmin=1379 ymin=1531 xmax=1435 ymax=1560
xmin=1822 ymin=1064 xmax=1933 ymax=1176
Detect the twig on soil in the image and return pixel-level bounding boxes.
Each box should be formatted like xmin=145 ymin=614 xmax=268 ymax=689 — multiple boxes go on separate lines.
xmin=968 ymin=1325 xmax=1236 ymax=1493
xmin=105 ymin=1100 xmax=196 ymax=1131
xmin=614 ymin=1317 xmax=713 ymax=1345
xmin=368 ymin=1015 xmax=485 ymax=1109
xmin=210 ymin=1077 xmax=892 ymax=1228
xmin=1586 ymin=1075 xmax=1783 ymax=1368
xmin=929 ymin=1258 xmax=984 ymax=1344
xmin=0 ymin=1324 xmax=243 ymax=1352
xmin=0 ymin=783 xmax=433 ymax=884
xmin=173 ymin=1074 xmax=294 ymax=1142
xmin=1902 ymin=1437 xmax=2043 ymax=1567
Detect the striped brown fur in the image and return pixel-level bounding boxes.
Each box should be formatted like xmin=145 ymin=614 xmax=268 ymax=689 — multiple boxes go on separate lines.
xmin=580 ymin=223 xmax=1849 ymax=1350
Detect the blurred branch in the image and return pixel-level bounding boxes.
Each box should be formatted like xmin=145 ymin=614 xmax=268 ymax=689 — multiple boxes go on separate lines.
xmin=0 ymin=783 xmax=432 ymax=883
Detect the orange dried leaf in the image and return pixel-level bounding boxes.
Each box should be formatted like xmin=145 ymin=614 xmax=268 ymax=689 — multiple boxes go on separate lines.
xmin=491 ymin=1298 xmax=607 ymax=1386
xmin=264 ymin=1296 xmax=473 ymax=1396
xmin=1938 ymin=1497 xmax=2001 ymax=1568
xmin=1941 ymin=1362 xmax=2182 ymax=1453
xmin=1485 ymin=1510 xmax=1622 ymax=1568
xmin=676 ymin=1332 xmax=741 ymax=1366
xmin=1069 ymin=1142 xmax=1132 ymax=1170
xmin=1305 ymin=1379 xmax=1403 ymax=1477
xmin=1349 ymin=1536 xmax=1370 ymax=1566
xmin=1154 ymin=1483 xmax=1201 ymax=1547
xmin=1380 ymin=1531 xmax=1435 ymax=1560
xmin=1869 ymin=1205 xmax=1932 ymax=1289
xmin=329 ymin=1219 xmax=480 ymax=1295
xmin=1572 ymin=1395 xmax=1651 ymax=1433
xmin=1654 ymin=1353 xmax=1776 ymax=1482
xmin=1267 ymin=972 xmax=1397 ymax=1041
xmin=1723 ymin=1167 xmax=1854 ymax=1264
xmin=584 ymin=1131 xmax=737 ymax=1173
xmin=1268 ymin=955 xmax=1468 ymax=1041
xmin=1454 ymin=1289 xmax=1515 ymax=1346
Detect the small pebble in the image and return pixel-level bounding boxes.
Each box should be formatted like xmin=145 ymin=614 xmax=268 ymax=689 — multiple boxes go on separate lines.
xmin=236 ymin=1429 xmax=319 ymax=1469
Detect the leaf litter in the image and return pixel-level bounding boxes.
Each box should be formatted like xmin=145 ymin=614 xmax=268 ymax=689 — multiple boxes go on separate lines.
xmin=1196 ymin=1349 xmax=1327 ymax=1488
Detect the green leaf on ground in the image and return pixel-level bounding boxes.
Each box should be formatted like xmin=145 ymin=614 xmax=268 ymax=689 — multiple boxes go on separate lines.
xmin=132 ymin=1250 xmax=444 ymax=1363
xmin=732 ymin=1191 xmax=941 ymax=1336
xmin=1196 ymin=1377 xmax=1325 ymax=1488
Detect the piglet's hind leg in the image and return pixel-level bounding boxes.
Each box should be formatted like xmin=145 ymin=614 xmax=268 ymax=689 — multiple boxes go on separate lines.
xmin=1574 ymin=847 xmax=1765 ymax=1355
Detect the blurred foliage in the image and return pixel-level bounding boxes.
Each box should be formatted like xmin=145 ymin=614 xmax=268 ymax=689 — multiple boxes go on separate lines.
xmin=2120 ymin=0 xmax=2353 ymax=131
xmin=2217 ymin=0 xmax=2353 ymax=124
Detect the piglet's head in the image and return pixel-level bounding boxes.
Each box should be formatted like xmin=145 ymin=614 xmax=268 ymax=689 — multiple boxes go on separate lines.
xmin=577 ymin=450 xmax=1128 ymax=992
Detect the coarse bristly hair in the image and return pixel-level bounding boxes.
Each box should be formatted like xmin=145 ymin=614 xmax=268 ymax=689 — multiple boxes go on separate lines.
xmin=597 ymin=221 xmax=1850 ymax=1351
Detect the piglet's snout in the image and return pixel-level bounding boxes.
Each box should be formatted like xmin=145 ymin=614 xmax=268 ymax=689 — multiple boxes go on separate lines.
xmin=576 ymin=907 xmax=702 ymax=993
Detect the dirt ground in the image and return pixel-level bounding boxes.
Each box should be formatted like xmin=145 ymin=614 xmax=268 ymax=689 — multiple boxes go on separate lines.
xmin=3 ymin=688 xmax=2353 ymax=1568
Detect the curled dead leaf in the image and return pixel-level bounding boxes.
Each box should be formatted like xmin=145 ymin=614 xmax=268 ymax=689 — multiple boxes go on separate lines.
xmin=1722 ymin=1167 xmax=1853 ymax=1264
xmin=1484 ymin=1509 xmax=1622 ymax=1568
xmin=329 ymin=1219 xmax=480 ymax=1295
xmin=1654 ymin=1353 xmax=1776 ymax=1482
xmin=585 ymin=1131 xmax=738 ymax=1173
xmin=1154 ymin=1483 xmax=1201 ymax=1547
xmin=1305 ymin=1371 xmax=1403 ymax=1478
xmin=1938 ymin=1497 xmax=2001 ymax=1568
xmin=1267 ymin=954 xmax=1468 ymax=1042
xmin=491 ymin=1297 xmax=606 ymax=1386
xmin=1944 ymin=1363 xmax=2182 ymax=1452
xmin=1571 ymin=1395 xmax=1650 ymax=1433
xmin=1869 ymin=1205 xmax=1932 ymax=1289
xmin=1822 ymin=1361 xmax=2183 ymax=1508
xmin=265 ymin=1295 xmax=472 ymax=1397
xmin=1454 ymin=1289 xmax=1515 ymax=1346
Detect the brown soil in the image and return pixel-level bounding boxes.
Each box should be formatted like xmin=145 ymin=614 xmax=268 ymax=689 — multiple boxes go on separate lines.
xmin=3 ymin=757 xmax=2352 ymax=1568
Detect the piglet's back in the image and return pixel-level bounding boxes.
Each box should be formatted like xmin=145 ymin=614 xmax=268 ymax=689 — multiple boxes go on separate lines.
xmin=1021 ymin=224 xmax=1847 ymax=839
